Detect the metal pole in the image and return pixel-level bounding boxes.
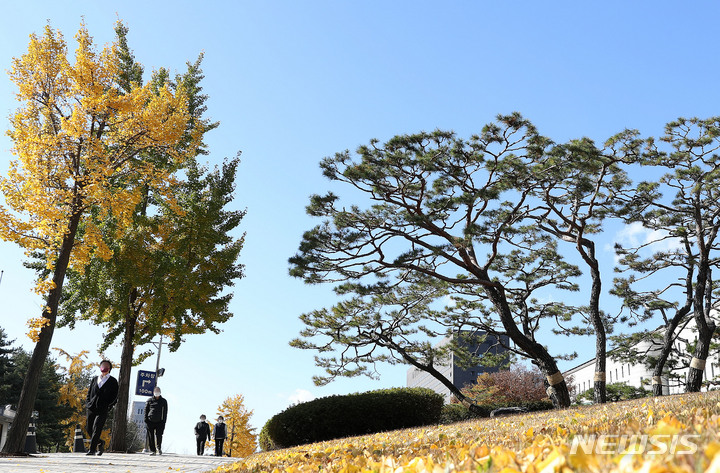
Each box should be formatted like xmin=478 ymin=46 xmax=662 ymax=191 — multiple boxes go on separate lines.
xmin=154 ymin=334 xmax=163 ymax=378
xmin=143 ymin=335 xmax=165 ymax=453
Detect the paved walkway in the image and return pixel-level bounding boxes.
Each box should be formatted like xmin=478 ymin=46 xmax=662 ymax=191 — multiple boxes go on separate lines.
xmin=0 ymin=452 xmax=242 ymax=473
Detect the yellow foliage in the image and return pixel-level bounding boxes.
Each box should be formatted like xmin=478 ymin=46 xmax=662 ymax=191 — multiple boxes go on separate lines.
xmin=213 ymin=394 xmax=258 ymax=457
xmin=0 ymin=21 xmax=195 ymax=341
xmin=211 ymin=392 xmax=720 ymax=473
xmin=53 ymin=348 xmax=94 ymax=448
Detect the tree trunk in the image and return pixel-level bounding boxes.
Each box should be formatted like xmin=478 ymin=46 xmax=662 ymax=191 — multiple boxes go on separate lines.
xmin=110 ymin=307 xmax=138 ymax=452
xmin=687 ymin=265 xmax=715 ymax=392
xmin=587 ymin=255 xmax=607 ymax=404
xmin=686 ymin=336 xmax=711 ymax=392
xmin=483 ymin=281 xmax=571 ymax=408
xmin=1 ymin=208 xmax=82 ymax=454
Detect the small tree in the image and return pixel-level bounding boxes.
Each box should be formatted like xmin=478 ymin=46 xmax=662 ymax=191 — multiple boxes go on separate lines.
xmin=214 ymin=394 xmax=256 ymax=457
xmin=54 ymin=349 xmax=94 ymax=450
xmin=576 ymin=382 xmax=650 ymax=404
xmin=460 ymin=364 xmax=548 ymax=404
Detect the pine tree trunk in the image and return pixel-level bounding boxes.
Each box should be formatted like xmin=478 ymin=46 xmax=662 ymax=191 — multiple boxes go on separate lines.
xmin=1 ymin=208 xmax=81 ymax=454
xmin=484 ymin=281 xmax=571 ymax=408
xmin=687 ymin=266 xmax=715 ymax=392
xmin=393 ymin=342 xmax=490 ymax=416
xmin=589 ymin=259 xmax=607 ymax=404
xmin=686 ymin=336 xmax=710 ymax=392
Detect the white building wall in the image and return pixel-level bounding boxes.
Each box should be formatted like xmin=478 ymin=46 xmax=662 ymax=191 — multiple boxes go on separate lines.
xmin=564 ymin=317 xmax=720 ymax=399
xmin=407 ymin=359 xmax=454 ymax=402
xmin=407 ymin=335 xmax=455 ymax=402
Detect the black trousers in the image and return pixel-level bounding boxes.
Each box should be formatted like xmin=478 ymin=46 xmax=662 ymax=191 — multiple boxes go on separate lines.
xmin=146 ymin=421 xmax=165 ymax=452
xmin=196 ymin=438 xmax=207 ymax=455
xmin=215 ymin=438 xmax=225 ymax=456
xmin=86 ymin=409 xmax=108 ymax=452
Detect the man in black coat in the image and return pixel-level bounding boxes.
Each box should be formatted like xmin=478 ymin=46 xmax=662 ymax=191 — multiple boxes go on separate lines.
xmin=194 ymin=414 xmax=212 ymax=455
xmin=85 ymin=360 xmax=119 ymax=456
xmin=144 ymin=386 xmax=168 ymax=455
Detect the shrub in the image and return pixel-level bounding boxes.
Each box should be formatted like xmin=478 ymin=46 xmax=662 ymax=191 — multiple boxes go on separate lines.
xmin=440 ymin=403 xmax=470 ymax=424
xmin=461 ymin=364 xmax=549 ymax=404
xmin=258 ymin=423 xmax=277 ymax=452
xmin=575 ymin=382 xmax=651 ymax=404
xmin=261 ymin=387 xmax=443 ymax=449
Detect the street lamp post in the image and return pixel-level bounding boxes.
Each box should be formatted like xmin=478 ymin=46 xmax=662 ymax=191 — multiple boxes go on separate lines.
xmin=142 ymin=335 xmax=167 ymax=453
xmin=152 ymin=334 xmax=167 ymax=379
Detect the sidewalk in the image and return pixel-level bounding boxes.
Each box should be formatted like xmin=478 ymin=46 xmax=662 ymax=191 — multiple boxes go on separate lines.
xmin=0 ymin=451 xmax=241 ymax=473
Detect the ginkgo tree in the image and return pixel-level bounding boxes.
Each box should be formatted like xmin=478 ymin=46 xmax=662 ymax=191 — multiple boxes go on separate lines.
xmin=53 ymin=348 xmax=94 ymax=449
xmin=213 ymin=394 xmax=257 ymax=457
xmin=56 ymin=23 xmax=245 ymax=451
xmin=0 ymin=22 xmax=193 ymax=453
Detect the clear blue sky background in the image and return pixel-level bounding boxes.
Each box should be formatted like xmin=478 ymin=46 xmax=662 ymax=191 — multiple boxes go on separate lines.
xmin=1 ymin=0 xmax=719 ymax=455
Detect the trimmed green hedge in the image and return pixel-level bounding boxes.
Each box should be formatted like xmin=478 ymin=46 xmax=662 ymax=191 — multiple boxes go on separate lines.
xmin=260 ymin=387 xmax=444 ymax=450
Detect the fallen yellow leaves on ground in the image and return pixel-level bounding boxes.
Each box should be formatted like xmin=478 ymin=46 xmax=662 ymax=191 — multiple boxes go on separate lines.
xmin=213 ymin=392 xmax=720 ymax=473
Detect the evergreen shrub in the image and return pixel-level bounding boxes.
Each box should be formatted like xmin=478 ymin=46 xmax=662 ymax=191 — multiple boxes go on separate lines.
xmin=260 ymin=387 xmax=443 ymax=450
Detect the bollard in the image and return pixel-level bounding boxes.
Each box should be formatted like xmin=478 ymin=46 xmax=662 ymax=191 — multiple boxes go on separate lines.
xmin=24 ymin=421 xmax=37 ymax=454
xmin=73 ymin=424 xmax=86 ymax=453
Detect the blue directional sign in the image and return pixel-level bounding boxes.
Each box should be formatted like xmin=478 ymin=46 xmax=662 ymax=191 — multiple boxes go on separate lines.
xmin=135 ymin=370 xmax=157 ymax=396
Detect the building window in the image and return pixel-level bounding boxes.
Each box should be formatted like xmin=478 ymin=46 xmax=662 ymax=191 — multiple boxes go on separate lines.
xmin=621 ymin=366 xmax=624 ymax=378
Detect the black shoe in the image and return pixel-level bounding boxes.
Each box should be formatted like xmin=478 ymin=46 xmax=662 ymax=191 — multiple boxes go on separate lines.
xmin=97 ymin=440 xmax=104 ymax=456
xmin=86 ymin=450 xmax=96 ymax=456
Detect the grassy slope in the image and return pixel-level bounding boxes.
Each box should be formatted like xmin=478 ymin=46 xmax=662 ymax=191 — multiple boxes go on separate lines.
xmin=214 ymin=391 xmax=720 ymax=472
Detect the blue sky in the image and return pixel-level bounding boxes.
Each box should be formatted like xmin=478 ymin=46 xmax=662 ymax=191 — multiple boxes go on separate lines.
xmin=1 ymin=0 xmax=719 ymax=455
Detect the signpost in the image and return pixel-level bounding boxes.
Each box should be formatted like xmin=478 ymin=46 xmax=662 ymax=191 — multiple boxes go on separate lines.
xmin=135 ymin=370 xmax=157 ymax=396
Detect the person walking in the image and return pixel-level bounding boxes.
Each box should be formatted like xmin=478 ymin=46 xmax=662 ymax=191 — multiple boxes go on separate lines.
xmin=144 ymin=386 xmax=168 ymax=455
xmin=194 ymin=414 xmax=212 ymax=455
xmin=85 ymin=360 xmax=119 ymax=456
xmin=213 ymin=416 xmax=227 ymax=457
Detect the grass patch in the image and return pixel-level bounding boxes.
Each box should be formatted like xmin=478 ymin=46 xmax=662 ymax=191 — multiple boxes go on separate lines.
xmin=214 ymin=391 xmax=720 ymax=472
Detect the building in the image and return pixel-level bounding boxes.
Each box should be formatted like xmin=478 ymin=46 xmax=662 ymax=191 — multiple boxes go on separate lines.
xmin=564 ymin=317 xmax=720 ymax=400
xmin=407 ymin=331 xmax=510 ymax=402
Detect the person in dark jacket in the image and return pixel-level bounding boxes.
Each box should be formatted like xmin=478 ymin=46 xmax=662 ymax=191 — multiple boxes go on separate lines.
xmin=144 ymin=386 xmax=168 ymax=455
xmin=85 ymin=359 xmax=119 ymax=456
xmin=194 ymin=414 xmax=212 ymax=455
xmin=213 ymin=416 xmax=227 ymax=456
